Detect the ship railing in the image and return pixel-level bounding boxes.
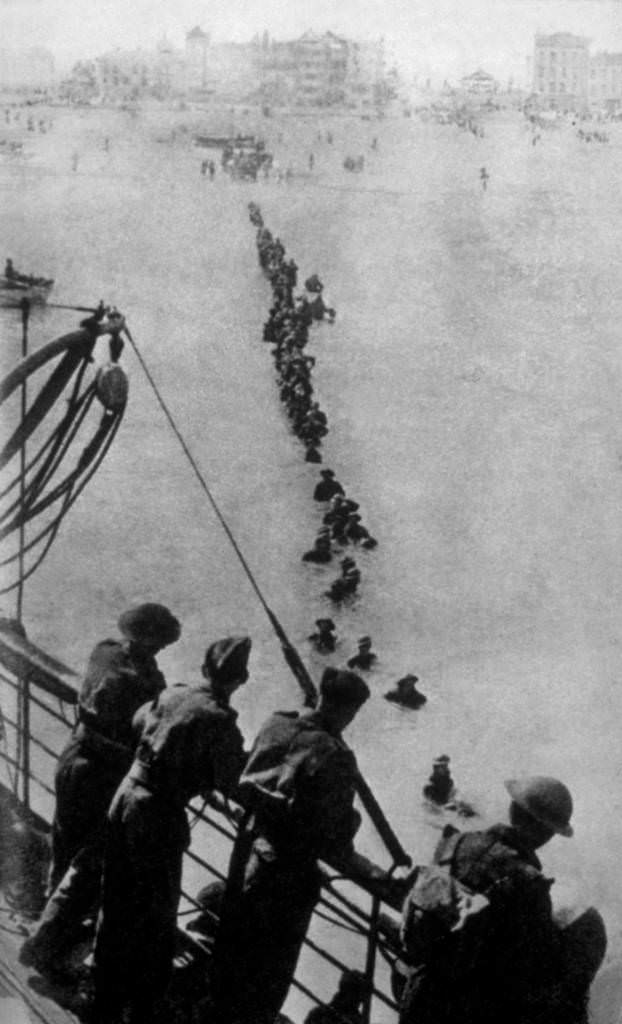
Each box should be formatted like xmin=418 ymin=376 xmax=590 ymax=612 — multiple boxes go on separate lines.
xmin=0 ymin=630 xmax=403 ymax=1024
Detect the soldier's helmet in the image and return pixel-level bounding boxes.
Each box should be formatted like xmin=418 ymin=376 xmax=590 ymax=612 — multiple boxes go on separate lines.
xmin=204 ymin=636 xmax=251 ymax=684
xmin=505 ymin=776 xmax=573 ymax=837
xmin=320 ymin=667 xmax=370 ymax=707
xmin=118 ymin=603 xmax=181 ymax=648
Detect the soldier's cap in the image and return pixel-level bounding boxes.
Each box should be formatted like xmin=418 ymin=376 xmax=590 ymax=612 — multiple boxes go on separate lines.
xmin=118 ymin=604 xmax=181 ymax=647
xmin=320 ymin=468 xmax=335 ymax=477
xmin=433 ymin=754 xmax=451 ymax=765
xmin=320 ymin=666 xmax=370 ymax=707
xmin=505 ymin=776 xmax=573 ymax=837
xmin=358 ymin=636 xmax=372 ymax=647
xmin=341 ymin=557 xmax=356 ymax=567
xmin=317 ymin=526 xmax=331 ymax=537
xmin=398 ymin=674 xmax=419 ymax=687
xmin=316 ymin=617 xmax=336 ymax=630
xmin=204 ymin=636 xmax=251 ymax=683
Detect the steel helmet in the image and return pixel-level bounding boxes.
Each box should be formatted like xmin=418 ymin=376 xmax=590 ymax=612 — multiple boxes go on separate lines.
xmin=505 ymin=776 xmax=573 ymax=837
xmin=118 ymin=603 xmax=181 ymax=648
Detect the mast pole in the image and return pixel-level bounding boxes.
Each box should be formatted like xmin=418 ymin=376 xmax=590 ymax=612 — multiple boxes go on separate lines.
xmin=16 ymin=297 xmax=30 ymax=623
xmin=16 ymin=297 xmax=30 ymax=807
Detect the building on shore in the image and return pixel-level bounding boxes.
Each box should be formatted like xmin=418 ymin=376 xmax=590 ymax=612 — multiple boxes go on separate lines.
xmin=258 ymin=31 xmax=351 ymax=107
xmin=459 ymin=68 xmax=499 ymax=95
xmin=257 ymin=31 xmax=387 ymax=109
xmin=589 ymin=51 xmax=622 ymax=112
xmin=185 ymin=26 xmax=210 ymax=92
xmin=55 ymin=27 xmax=388 ymax=109
xmin=532 ymin=33 xmax=590 ymax=110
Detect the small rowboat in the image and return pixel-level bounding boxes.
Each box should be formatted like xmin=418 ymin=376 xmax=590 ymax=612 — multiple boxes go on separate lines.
xmin=0 ymin=275 xmax=54 ymax=306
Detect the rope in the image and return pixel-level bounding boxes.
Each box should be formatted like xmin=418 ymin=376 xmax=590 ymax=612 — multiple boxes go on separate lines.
xmin=0 ymin=409 xmax=123 ymax=594
xmin=313 ymin=906 xmax=368 ymax=936
xmin=0 ymin=384 xmax=95 ymax=529
xmin=123 ymin=325 xmax=279 ymax=625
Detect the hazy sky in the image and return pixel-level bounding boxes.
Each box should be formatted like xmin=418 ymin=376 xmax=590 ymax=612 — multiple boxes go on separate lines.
xmin=1 ymin=0 xmax=621 ymax=78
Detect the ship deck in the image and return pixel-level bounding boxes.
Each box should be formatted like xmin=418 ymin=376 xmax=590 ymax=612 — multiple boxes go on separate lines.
xmin=0 ymin=896 xmax=82 ymax=1024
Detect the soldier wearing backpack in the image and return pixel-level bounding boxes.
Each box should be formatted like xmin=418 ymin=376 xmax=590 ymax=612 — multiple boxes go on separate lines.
xmin=398 ymin=776 xmax=606 ymax=1024
xmin=210 ymin=666 xmax=370 ymax=1024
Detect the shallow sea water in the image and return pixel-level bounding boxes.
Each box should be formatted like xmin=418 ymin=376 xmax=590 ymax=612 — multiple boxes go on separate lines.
xmin=1 ymin=104 xmax=622 ymax=1021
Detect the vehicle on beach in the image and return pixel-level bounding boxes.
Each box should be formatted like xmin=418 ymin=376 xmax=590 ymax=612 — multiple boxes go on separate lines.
xmin=193 ymin=133 xmax=255 ymax=148
xmin=222 ymin=138 xmax=273 ymax=181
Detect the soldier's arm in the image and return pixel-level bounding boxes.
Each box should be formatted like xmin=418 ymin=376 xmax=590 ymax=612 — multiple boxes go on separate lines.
xmin=208 ymin=718 xmax=248 ymax=798
xmin=310 ymin=746 xmax=361 ymax=863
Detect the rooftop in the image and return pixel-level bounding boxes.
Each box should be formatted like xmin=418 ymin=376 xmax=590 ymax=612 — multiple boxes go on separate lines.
xmin=535 ymin=33 xmax=590 ymax=48
xmin=591 ymin=51 xmax=622 ymax=65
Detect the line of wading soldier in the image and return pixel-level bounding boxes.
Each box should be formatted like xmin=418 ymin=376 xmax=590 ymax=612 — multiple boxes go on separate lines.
xmin=18 ymin=602 xmax=607 ymax=1024
xmin=248 ymin=200 xmax=377 ymax=617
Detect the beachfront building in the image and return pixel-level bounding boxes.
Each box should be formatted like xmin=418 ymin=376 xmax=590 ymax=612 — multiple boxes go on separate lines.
xmin=184 ymin=27 xmax=260 ymax=100
xmin=589 ymin=52 xmax=622 ymax=112
xmin=296 ymin=31 xmax=349 ymax=105
xmin=460 ymin=69 xmax=499 ymax=95
xmin=532 ymin=33 xmax=590 ymax=110
xmin=152 ymin=37 xmax=187 ymax=98
xmin=257 ymin=31 xmax=350 ymax=106
xmin=185 ymin=26 xmax=210 ymax=91
xmin=347 ymin=39 xmax=388 ymax=109
xmin=258 ymin=32 xmax=385 ymax=108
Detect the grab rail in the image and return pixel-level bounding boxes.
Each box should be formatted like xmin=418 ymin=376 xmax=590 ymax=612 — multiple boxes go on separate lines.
xmin=0 ymin=634 xmax=402 ymax=1024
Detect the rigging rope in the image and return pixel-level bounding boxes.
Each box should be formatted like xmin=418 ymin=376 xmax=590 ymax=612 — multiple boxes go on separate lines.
xmin=123 ymin=325 xmax=276 ymax=622
xmin=123 ymin=325 xmax=316 ymax=702
xmin=123 ymin=326 xmax=411 ymax=868
xmin=0 ymin=410 xmax=122 ymax=593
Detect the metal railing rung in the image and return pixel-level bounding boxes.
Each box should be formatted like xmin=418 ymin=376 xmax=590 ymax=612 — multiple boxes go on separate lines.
xmin=184 ymin=847 xmax=227 ymax=881
xmin=187 ymin=804 xmax=237 ymax=841
xmin=0 ymin=750 xmax=20 ymax=771
xmin=302 ymin=934 xmax=357 ymax=973
xmin=29 ymin=690 xmax=75 ymax=726
xmin=28 ymin=771 xmax=55 ymax=797
xmin=0 ymin=671 xmax=18 ymax=691
xmin=0 ymin=648 xmax=403 ymax=1023
xmin=318 ymin=895 xmax=370 ymax=935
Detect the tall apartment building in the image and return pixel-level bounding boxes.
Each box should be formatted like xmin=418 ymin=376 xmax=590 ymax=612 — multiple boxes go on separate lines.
xmin=258 ymin=31 xmax=384 ymax=107
xmin=533 ymin=33 xmax=590 ymax=109
xmin=589 ymin=51 xmax=622 ymax=110
xmin=294 ymin=32 xmax=349 ymax=105
xmin=185 ymin=25 xmax=210 ymax=91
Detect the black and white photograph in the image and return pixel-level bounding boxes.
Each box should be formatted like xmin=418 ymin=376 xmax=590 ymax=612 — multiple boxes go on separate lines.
xmin=0 ymin=0 xmax=621 ymax=1021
